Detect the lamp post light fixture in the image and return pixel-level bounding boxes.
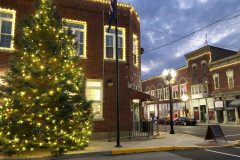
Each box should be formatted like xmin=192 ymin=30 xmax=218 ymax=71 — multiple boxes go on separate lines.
xmin=162 ymin=69 xmax=176 ymax=134
xmin=181 ymin=94 xmax=189 ymax=117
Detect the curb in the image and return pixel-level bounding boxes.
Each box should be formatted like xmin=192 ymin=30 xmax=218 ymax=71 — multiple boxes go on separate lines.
xmin=112 ymin=146 xmax=202 ymax=155
xmin=197 ymin=123 xmax=240 ymax=127
xmin=111 ymin=140 xmax=240 ymax=155
xmin=0 ymin=140 xmax=239 ymax=159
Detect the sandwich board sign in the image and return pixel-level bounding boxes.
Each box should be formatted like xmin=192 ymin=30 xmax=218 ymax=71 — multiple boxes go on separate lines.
xmin=204 ymin=125 xmax=227 ymax=143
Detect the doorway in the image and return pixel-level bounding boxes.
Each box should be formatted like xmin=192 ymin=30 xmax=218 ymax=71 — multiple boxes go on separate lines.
xmin=200 ymin=105 xmax=206 ymax=122
xmin=216 ymin=110 xmax=223 ymax=123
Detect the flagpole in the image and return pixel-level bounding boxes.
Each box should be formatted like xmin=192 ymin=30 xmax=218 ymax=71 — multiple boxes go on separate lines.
xmin=114 ymin=0 xmax=121 ymax=147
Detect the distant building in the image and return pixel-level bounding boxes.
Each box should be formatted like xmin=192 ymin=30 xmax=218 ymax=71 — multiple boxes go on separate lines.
xmin=142 ymin=45 xmax=240 ymax=125
xmin=0 ymin=0 xmax=152 ymax=138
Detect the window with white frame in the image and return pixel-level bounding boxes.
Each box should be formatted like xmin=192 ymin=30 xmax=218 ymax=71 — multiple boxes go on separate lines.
xmin=133 ymin=34 xmax=139 ymax=67
xmin=86 ymin=79 xmax=103 ymax=119
xmin=226 ymin=70 xmax=234 ymax=88
xmin=0 ymin=8 xmax=16 ymax=50
xmin=172 ymin=85 xmax=179 ymax=99
xmin=213 ymin=73 xmax=220 ymax=89
xmin=157 ymin=89 xmax=163 ymax=100
xmin=191 ymin=85 xmax=203 ymax=95
xmin=179 ymin=83 xmax=187 ymax=97
xmin=163 ymin=87 xmax=169 ymax=100
xmin=104 ymin=26 xmax=125 ymax=61
xmin=64 ymin=19 xmax=87 ymax=57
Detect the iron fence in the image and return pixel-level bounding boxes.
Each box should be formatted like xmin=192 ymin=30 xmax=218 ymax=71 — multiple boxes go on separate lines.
xmin=108 ymin=121 xmax=159 ymax=141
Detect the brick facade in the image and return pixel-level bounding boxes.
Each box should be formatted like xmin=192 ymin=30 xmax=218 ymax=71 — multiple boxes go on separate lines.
xmin=0 ymin=0 xmax=144 ymax=136
xmin=142 ymin=45 xmax=240 ymax=125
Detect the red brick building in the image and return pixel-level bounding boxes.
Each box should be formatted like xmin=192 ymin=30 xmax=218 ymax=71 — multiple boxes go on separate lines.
xmin=142 ymin=45 xmax=240 ymax=125
xmin=0 ymin=0 xmax=150 ymax=138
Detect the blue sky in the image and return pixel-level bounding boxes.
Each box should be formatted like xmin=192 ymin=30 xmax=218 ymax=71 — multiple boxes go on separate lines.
xmin=119 ymin=0 xmax=240 ymax=79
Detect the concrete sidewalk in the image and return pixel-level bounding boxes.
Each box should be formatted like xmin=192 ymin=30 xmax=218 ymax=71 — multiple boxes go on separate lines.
xmin=197 ymin=122 xmax=240 ymax=127
xmin=0 ymin=133 xmax=239 ymax=159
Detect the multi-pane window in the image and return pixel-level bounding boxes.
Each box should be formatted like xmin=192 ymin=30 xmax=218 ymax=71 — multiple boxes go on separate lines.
xmin=191 ymin=85 xmax=203 ymax=95
xmin=226 ymin=70 xmax=234 ymax=88
xmin=172 ymin=85 xmax=179 ymax=99
xmin=104 ymin=26 xmax=125 ymax=60
xmin=86 ymin=80 xmax=103 ymax=119
xmin=133 ymin=34 xmax=139 ymax=67
xmin=213 ymin=73 xmax=220 ymax=89
xmin=64 ymin=20 xmax=87 ymax=57
xmin=157 ymin=89 xmax=163 ymax=100
xmin=180 ymin=83 xmax=187 ymax=97
xmin=163 ymin=87 xmax=169 ymax=100
xmin=0 ymin=8 xmax=16 ymax=50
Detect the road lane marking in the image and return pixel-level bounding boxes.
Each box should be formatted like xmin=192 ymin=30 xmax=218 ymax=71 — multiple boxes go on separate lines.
xmin=204 ymin=149 xmax=240 ymax=158
xmin=234 ymin=147 xmax=240 ymax=149
xmin=225 ymin=134 xmax=240 ymax=137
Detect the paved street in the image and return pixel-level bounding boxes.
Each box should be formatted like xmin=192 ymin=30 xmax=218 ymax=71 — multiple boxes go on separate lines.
xmin=172 ymin=147 xmax=240 ymax=160
xmin=71 ymin=147 xmax=240 ymax=160
xmin=159 ymin=125 xmax=240 ymax=141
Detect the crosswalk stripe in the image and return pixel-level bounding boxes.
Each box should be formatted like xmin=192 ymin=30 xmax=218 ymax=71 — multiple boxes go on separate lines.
xmin=204 ymin=149 xmax=240 ymax=158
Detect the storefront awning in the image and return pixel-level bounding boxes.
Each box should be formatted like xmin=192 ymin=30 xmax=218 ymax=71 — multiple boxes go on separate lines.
xmin=129 ymin=88 xmax=158 ymax=101
xmin=230 ymin=99 xmax=240 ymax=107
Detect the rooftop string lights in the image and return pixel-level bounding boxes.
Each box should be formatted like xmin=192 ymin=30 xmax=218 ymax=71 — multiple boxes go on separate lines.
xmin=88 ymin=0 xmax=140 ymax=22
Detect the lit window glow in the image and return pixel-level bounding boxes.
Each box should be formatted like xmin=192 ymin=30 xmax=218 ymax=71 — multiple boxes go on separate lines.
xmin=63 ymin=19 xmax=87 ymax=57
xmin=133 ymin=34 xmax=139 ymax=67
xmin=86 ymin=79 xmax=103 ymax=119
xmin=104 ymin=26 xmax=126 ymax=61
xmin=0 ymin=7 xmax=16 ymax=51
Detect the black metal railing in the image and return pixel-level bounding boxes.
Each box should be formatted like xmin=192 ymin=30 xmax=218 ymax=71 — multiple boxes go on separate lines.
xmin=108 ymin=121 xmax=159 ymax=141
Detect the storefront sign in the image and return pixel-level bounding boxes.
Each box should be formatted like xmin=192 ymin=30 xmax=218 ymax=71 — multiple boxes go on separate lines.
xmin=214 ymin=101 xmax=224 ymax=110
xmin=191 ymin=99 xmax=199 ymax=107
xmin=207 ymin=98 xmax=214 ymax=109
xmin=199 ymin=99 xmax=206 ymax=105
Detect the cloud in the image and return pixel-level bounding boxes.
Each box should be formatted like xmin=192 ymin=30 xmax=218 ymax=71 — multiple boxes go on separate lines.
xmin=197 ymin=0 xmax=208 ymax=3
xmin=119 ymin=0 xmax=240 ymax=79
xmin=177 ymin=0 xmax=209 ymax=10
xmin=178 ymin=0 xmax=194 ymax=9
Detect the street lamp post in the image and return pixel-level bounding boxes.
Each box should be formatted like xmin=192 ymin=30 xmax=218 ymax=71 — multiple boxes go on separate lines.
xmin=182 ymin=94 xmax=189 ymax=117
xmin=162 ymin=69 xmax=176 ymax=134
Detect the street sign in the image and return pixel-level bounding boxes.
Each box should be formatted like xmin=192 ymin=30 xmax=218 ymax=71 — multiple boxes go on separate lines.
xmin=214 ymin=101 xmax=223 ymax=110
xmin=204 ymin=125 xmax=227 ymax=143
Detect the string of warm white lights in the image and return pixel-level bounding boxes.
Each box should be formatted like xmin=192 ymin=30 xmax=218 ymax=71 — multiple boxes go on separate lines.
xmin=0 ymin=0 xmax=92 ymax=155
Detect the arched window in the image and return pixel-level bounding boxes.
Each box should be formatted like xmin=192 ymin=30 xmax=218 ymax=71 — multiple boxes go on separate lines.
xmin=192 ymin=63 xmax=197 ymax=82
xmin=213 ymin=73 xmax=220 ymax=89
xmin=226 ymin=70 xmax=234 ymax=88
xmin=201 ymin=60 xmax=207 ymax=77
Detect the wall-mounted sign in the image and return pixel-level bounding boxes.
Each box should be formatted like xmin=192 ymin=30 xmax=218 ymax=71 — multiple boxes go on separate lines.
xmin=207 ymin=98 xmax=214 ymax=109
xmin=214 ymin=101 xmax=224 ymax=110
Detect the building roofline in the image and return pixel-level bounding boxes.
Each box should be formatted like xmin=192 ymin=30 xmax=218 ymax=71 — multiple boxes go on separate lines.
xmin=142 ymin=65 xmax=187 ymax=82
xmin=142 ymin=75 xmax=162 ymax=82
xmin=176 ymin=65 xmax=187 ymax=71
xmin=184 ymin=45 xmax=236 ymax=59
xmin=87 ymin=0 xmax=140 ymax=21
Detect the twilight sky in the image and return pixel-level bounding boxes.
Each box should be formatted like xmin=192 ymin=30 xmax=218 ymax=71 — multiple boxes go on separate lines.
xmin=119 ymin=0 xmax=240 ymax=80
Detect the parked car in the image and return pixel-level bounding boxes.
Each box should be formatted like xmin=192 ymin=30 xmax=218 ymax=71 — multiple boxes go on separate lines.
xmin=173 ymin=117 xmax=197 ymax=126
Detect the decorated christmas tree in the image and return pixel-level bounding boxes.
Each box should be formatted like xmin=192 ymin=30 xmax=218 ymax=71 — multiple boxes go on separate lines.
xmin=0 ymin=0 xmax=93 ymax=156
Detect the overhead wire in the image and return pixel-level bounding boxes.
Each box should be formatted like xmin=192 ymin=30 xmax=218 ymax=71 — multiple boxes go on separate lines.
xmin=143 ymin=8 xmax=240 ymax=54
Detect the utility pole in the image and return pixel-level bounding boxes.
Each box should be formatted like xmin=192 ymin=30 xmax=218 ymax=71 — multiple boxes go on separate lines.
xmin=114 ymin=0 xmax=121 ymax=147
